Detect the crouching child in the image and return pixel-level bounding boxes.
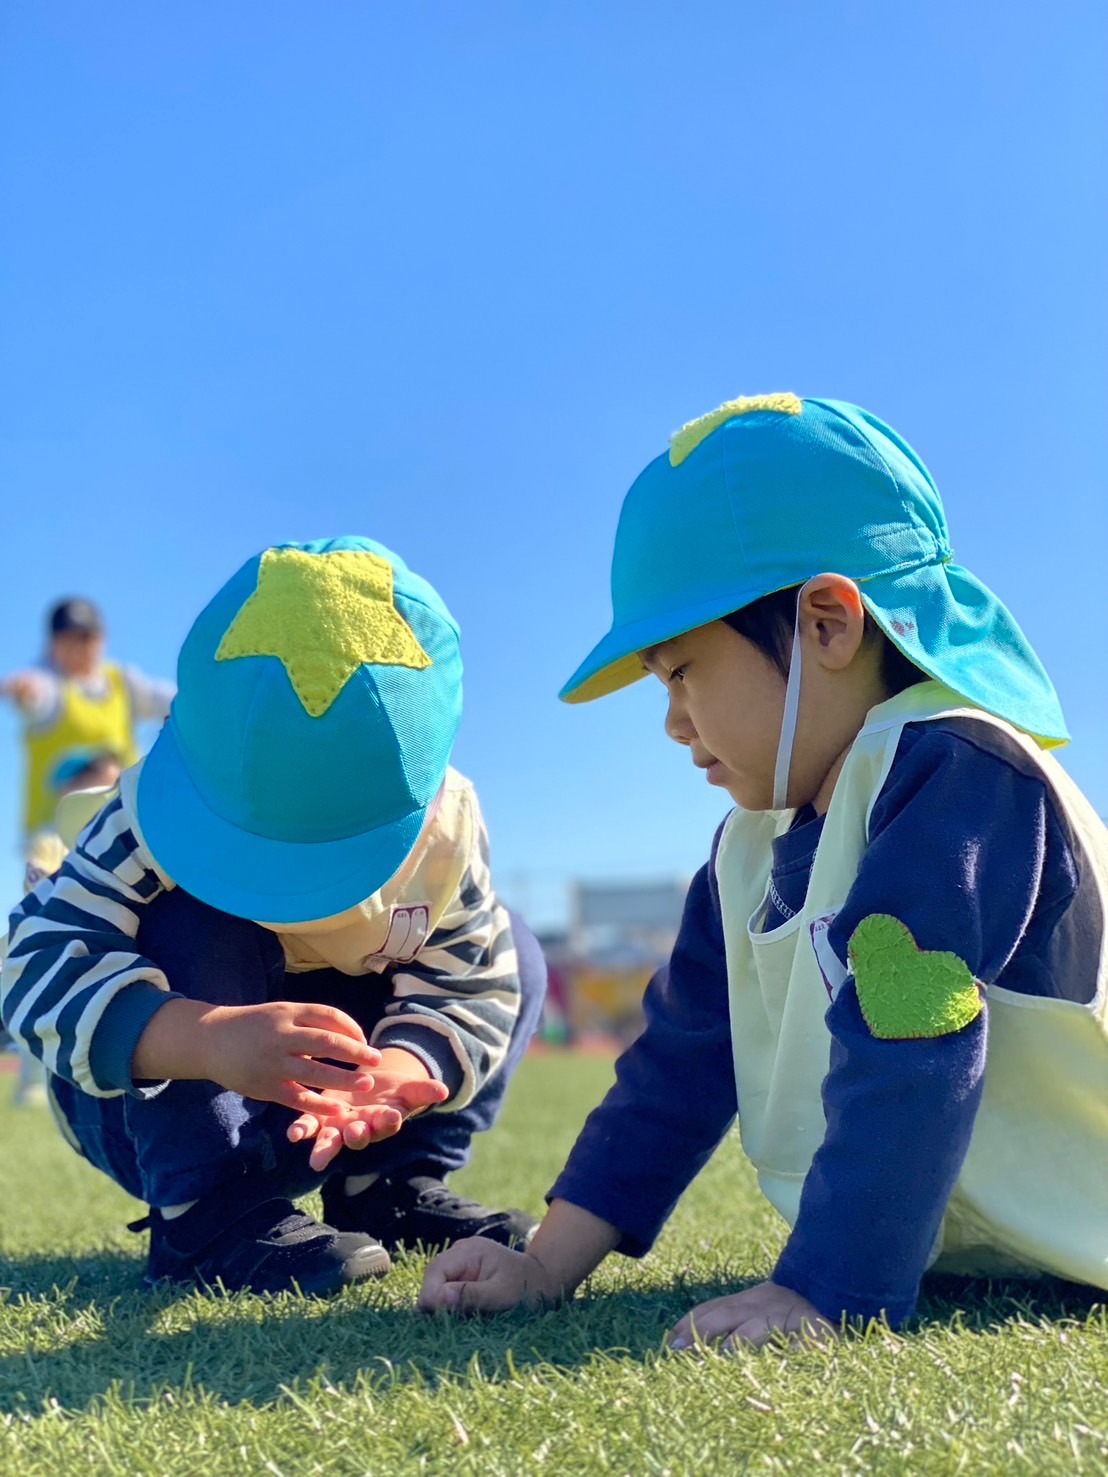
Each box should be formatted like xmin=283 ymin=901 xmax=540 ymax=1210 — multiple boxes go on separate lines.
xmin=2 ymin=537 xmax=545 ymax=1295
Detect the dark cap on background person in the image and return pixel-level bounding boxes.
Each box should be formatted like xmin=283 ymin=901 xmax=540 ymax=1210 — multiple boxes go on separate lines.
xmin=48 ymin=597 xmax=104 ymax=636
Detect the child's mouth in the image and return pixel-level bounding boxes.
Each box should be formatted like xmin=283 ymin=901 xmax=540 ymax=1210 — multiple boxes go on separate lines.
xmin=697 ymin=757 xmax=726 ymax=785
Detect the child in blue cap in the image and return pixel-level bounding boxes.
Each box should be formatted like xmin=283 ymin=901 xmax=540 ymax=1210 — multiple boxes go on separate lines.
xmin=2 ymin=538 xmax=544 ymax=1295
xmin=421 ymin=394 xmax=1108 ymax=1345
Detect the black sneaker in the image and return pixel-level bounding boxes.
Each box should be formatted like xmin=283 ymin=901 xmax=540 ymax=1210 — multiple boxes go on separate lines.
xmin=133 ymin=1195 xmax=392 ymax=1295
xmin=322 ymin=1173 xmax=538 ymax=1253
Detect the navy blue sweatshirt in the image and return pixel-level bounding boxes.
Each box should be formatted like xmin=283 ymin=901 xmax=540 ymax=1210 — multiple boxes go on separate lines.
xmin=549 ymin=717 xmax=1101 ymax=1326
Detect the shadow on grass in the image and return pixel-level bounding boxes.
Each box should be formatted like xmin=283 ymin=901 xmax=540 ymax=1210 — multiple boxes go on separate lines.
xmin=915 ymin=1272 xmax=1104 ymax=1331
xmin=2 ymin=1247 xmax=145 ymax=1308
xmin=0 ymin=1251 xmax=747 ymax=1414
xmin=1 ymin=1250 xmax=1104 ymax=1416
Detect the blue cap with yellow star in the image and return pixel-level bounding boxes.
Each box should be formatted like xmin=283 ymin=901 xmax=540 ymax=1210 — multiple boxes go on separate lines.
xmin=135 ymin=536 xmax=462 ymax=923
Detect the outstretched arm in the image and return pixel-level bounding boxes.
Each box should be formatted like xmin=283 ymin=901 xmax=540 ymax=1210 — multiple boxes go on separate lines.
xmin=0 ymin=669 xmax=55 ymax=718
xmin=421 ymin=829 xmax=736 ymax=1318
xmin=547 ymin=835 xmax=737 ymax=1257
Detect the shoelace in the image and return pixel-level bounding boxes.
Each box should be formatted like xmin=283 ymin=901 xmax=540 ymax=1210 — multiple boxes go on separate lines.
xmin=407 ymin=1179 xmax=484 ymax=1212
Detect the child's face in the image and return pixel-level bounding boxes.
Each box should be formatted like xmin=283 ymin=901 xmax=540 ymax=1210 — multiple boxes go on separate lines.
xmin=641 ymin=578 xmax=890 ymax=813
xmin=642 ymin=621 xmax=787 ymax=811
xmin=50 ymin=630 xmax=105 ymax=679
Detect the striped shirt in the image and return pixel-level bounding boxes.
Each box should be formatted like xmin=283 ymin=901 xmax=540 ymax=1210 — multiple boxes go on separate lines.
xmin=1 ymin=765 xmax=520 ymax=1109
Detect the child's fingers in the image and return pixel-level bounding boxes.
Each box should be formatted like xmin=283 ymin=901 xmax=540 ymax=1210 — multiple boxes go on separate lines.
xmin=667 ymin=1314 xmax=693 ymax=1349
xmin=287 ymin=1056 xmax=378 ymax=1093
xmin=419 ymin=1279 xmax=467 ymax=1312
xmin=418 ymin=1267 xmax=466 ymax=1312
xmin=296 ymin=1108 xmax=402 ymax=1161
xmin=307 ymin=1125 xmax=344 ymax=1172
xmin=337 ymin=1075 xmax=387 ymax=1105
xmin=273 ymin=1081 xmax=343 ymax=1114
xmin=286 ymin=1113 xmax=322 ymax=1143
xmin=398 ymin=1078 xmax=451 ymax=1110
xmin=341 ymin=1120 xmax=372 ymax=1150
xmin=669 ymin=1306 xmax=753 ymax=1350
xmin=686 ymin=1308 xmax=736 ymax=1345
xmin=364 ymin=1106 xmax=404 ymax=1142
xmin=669 ymin=1291 xmax=755 ymax=1351
xmin=293 ymin=1005 xmax=381 ymax=1055
xmin=719 ymin=1316 xmax=774 ymax=1351
xmin=285 ymin=1027 xmax=380 ymax=1071
xmin=780 ymin=1308 xmax=836 ymax=1346
xmin=417 ymin=1239 xmax=504 ymax=1311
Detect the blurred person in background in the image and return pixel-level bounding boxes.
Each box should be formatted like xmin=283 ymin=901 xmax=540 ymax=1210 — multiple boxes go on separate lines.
xmin=24 ymin=746 xmax=126 ymax=889
xmin=1 ymin=596 xmax=174 ymax=844
xmin=1 ymin=598 xmax=172 ymax=1106
xmin=6 ymin=744 xmax=126 ymax=1107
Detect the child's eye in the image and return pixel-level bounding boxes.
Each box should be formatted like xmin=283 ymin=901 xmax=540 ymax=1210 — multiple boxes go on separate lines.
xmin=669 ymin=664 xmax=687 ymax=684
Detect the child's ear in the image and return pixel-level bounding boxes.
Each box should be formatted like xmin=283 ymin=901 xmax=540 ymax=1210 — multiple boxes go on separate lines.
xmin=798 ymin=574 xmax=866 ymax=672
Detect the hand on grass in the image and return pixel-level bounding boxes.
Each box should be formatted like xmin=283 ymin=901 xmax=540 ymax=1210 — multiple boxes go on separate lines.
xmin=286 ymin=1047 xmax=449 ymax=1171
xmin=418 ymin=1238 xmax=559 ymax=1314
xmin=668 ymin=1280 xmax=836 ymax=1353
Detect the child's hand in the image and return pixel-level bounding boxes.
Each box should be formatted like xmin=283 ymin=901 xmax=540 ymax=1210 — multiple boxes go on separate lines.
xmin=0 ymin=671 xmax=47 ymax=710
xmin=418 ymin=1239 xmax=558 ymax=1314
xmin=286 ymin=1047 xmax=450 ymax=1170
xmin=667 ymin=1280 xmax=836 ymax=1352
xmin=195 ymin=1000 xmax=382 ymax=1112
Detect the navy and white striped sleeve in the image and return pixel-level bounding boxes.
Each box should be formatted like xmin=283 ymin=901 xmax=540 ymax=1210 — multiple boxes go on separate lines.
xmin=373 ymin=787 xmax=521 ymax=1111
xmin=1 ymin=792 xmax=180 ymax=1098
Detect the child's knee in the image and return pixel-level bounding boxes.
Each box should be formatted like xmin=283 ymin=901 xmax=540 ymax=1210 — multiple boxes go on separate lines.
xmin=50 ymin=1078 xmax=145 ymax=1200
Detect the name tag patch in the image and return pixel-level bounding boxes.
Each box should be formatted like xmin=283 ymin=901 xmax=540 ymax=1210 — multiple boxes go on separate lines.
xmin=810 ymin=913 xmax=848 ymax=1001
xmin=364 ymin=904 xmax=430 ymax=967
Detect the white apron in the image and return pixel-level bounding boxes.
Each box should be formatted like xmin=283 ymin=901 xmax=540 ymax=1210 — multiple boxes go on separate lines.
xmin=716 ymin=681 xmax=1108 ymax=1284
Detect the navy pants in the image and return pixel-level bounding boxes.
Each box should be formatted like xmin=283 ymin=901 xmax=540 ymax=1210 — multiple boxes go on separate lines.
xmin=52 ymin=887 xmax=547 ymax=1209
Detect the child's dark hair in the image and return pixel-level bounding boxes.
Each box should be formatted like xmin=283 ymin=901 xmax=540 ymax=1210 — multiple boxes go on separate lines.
xmin=723 ymin=586 xmax=924 ymax=695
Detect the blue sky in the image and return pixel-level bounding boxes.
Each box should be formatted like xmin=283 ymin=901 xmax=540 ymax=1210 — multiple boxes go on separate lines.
xmin=1 ymin=2 xmax=1105 ymax=924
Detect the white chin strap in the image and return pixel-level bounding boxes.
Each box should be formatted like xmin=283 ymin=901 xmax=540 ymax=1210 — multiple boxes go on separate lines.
xmin=771 ymin=578 xmax=816 ymax=811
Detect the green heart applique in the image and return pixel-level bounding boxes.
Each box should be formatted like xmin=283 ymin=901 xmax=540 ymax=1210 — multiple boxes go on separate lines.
xmin=847 ymin=914 xmax=983 ymax=1040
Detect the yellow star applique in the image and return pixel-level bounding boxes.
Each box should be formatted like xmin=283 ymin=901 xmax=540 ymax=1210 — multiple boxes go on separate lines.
xmin=669 ymin=393 xmax=802 ymax=467
xmin=216 ymin=547 xmax=432 ymax=717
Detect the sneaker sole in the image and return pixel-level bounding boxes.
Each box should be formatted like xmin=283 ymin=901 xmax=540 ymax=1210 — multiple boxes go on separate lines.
xmin=291 ymin=1241 xmax=393 ymax=1297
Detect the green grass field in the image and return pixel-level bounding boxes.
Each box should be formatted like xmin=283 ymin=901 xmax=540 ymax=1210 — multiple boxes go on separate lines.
xmin=2 ymin=1053 xmax=1108 ymax=1475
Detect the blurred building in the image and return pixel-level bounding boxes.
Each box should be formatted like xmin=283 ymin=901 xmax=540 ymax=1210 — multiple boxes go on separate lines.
xmin=536 ymin=876 xmax=689 ymax=1043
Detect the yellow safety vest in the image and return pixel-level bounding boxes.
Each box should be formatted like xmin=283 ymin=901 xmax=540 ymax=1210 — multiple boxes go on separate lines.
xmin=23 ymin=663 xmax=138 ymax=833
xmin=717 ymin=681 xmax=1108 ymax=1286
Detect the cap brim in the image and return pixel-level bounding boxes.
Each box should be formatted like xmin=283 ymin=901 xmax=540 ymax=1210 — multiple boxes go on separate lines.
xmin=136 ymin=720 xmax=429 ymax=924
xmin=559 ymin=585 xmax=783 ymax=704
xmin=561 ymin=558 xmax=1068 ymax=747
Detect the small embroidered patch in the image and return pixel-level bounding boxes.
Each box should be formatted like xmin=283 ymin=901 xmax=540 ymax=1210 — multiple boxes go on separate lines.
xmin=810 ymin=913 xmax=848 ymax=1001
xmin=217 ymin=547 xmax=432 ymax=717
xmin=847 ymin=913 xmax=983 ymax=1040
xmin=668 ymin=393 xmax=802 ymax=467
xmin=381 ymin=904 xmax=430 ymax=963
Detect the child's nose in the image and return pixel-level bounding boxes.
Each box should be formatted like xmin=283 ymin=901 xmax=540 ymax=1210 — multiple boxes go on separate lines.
xmin=664 ymin=699 xmax=695 ymax=746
